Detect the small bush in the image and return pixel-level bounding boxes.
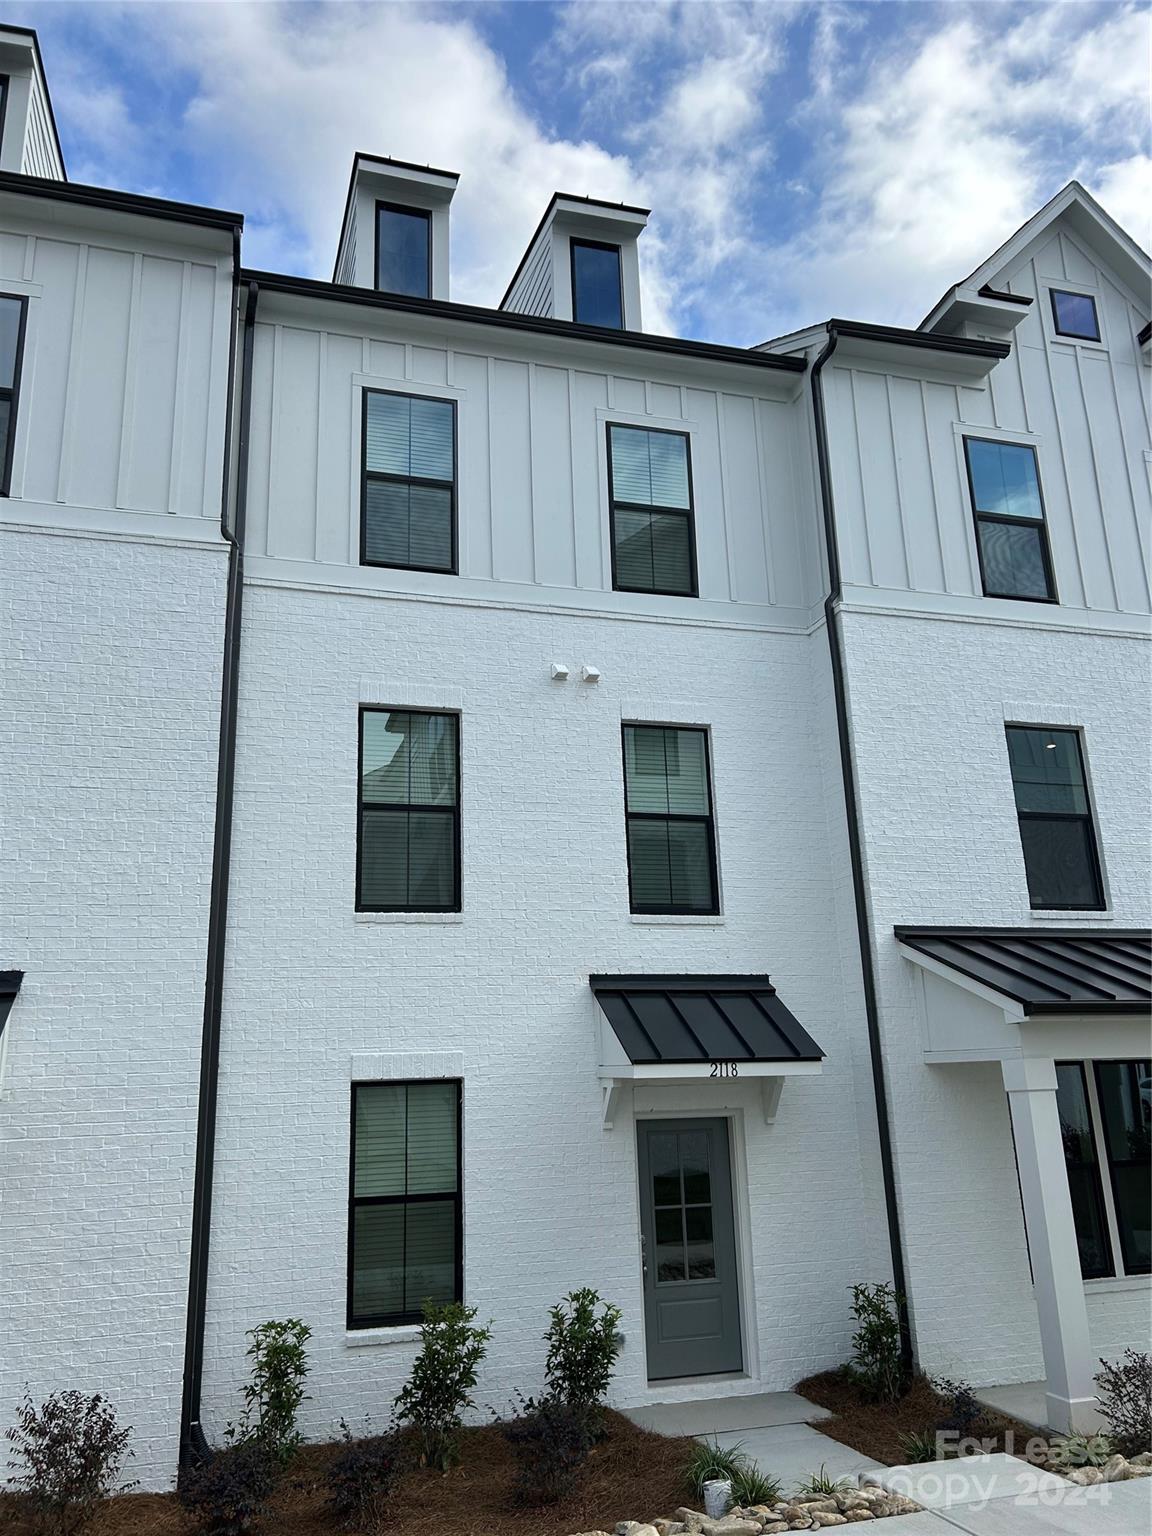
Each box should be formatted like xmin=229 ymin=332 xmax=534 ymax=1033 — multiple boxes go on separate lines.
xmin=845 ymin=1281 xmax=905 ymax=1402
xmin=897 ymin=1428 xmax=941 ymax=1464
xmin=177 ymin=1443 xmax=274 ymax=1536
xmin=683 ymin=1438 xmax=745 ymax=1499
xmin=729 ymin=1463 xmax=782 ymax=1506
xmin=932 ymin=1377 xmax=986 ymax=1439
xmin=1095 ymin=1350 xmax=1151 ymax=1456
xmin=501 ymin=1394 xmax=592 ymax=1506
xmin=1046 ymin=1433 xmax=1114 ymax=1469
xmin=324 ymin=1422 xmax=398 ymax=1531
xmin=393 ymin=1301 xmax=492 ymax=1471
xmin=543 ymin=1289 xmax=622 ymax=1438
xmin=232 ymin=1318 xmax=312 ymax=1466
xmin=794 ymin=1465 xmax=853 ymax=1497
xmin=5 ymin=1389 xmax=135 ymax=1535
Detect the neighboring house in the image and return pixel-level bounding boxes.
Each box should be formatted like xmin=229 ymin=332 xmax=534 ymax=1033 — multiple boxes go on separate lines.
xmin=1 ymin=28 xmax=1148 ymax=1494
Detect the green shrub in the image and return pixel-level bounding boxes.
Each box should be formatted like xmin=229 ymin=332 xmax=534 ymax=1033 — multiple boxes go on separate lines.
xmin=501 ymin=1394 xmax=592 ymax=1506
xmin=4 ymin=1389 xmax=135 ymax=1535
xmin=232 ymin=1318 xmax=312 ymax=1465
xmin=1046 ymin=1433 xmax=1114 ymax=1469
xmin=683 ymin=1439 xmax=745 ymax=1500
xmin=931 ymin=1376 xmax=985 ymax=1440
xmin=897 ymin=1428 xmax=941 ymax=1464
xmin=177 ymin=1443 xmax=273 ymax=1536
xmin=729 ymin=1462 xmax=782 ymax=1507
xmin=543 ymin=1289 xmax=622 ymax=1437
xmin=845 ymin=1281 xmax=905 ymax=1402
xmin=794 ymin=1465 xmax=853 ymax=1497
xmin=393 ymin=1301 xmax=492 ymax=1471
xmin=1095 ymin=1350 xmax=1151 ymax=1457
xmin=323 ymin=1422 xmax=398 ymax=1530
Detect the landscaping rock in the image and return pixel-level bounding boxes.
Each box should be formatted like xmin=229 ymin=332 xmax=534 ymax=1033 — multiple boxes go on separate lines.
xmin=616 ymin=1525 xmax=660 ymax=1536
xmin=699 ymin=1520 xmax=762 ymax=1535
xmin=654 ymin=1523 xmax=688 ymax=1535
xmin=761 ymin=1526 xmax=790 ymax=1535
xmin=842 ymin=1513 xmax=875 ymax=1523
xmin=798 ymin=1498 xmax=839 ymax=1514
xmin=810 ymin=1517 xmax=848 ymax=1528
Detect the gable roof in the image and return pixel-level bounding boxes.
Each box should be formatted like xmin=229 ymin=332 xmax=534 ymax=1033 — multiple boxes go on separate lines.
xmin=921 ymin=180 xmax=1150 ymax=332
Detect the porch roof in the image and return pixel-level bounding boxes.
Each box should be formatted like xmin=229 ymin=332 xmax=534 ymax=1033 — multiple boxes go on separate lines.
xmin=590 ymin=974 xmax=824 ymax=1065
xmin=894 ymin=927 xmax=1152 ymax=1015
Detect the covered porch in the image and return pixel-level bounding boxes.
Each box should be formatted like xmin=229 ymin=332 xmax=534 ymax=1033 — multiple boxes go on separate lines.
xmin=896 ymin=926 xmax=1151 ymax=1434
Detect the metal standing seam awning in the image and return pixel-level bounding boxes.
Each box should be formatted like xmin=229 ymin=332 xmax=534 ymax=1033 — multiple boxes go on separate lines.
xmin=590 ymin=973 xmax=825 ymax=1128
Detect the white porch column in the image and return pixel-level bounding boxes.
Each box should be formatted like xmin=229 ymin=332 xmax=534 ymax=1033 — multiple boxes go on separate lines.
xmin=1002 ymin=1057 xmax=1097 ymax=1433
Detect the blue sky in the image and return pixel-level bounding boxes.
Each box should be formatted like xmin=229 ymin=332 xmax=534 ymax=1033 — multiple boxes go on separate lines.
xmin=16 ymin=1 xmax=1151 ymax=346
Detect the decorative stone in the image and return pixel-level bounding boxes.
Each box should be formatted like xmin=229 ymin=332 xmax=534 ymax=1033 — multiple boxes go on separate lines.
xmin=654 ymin=1523 xmax=687 ymax=1535
xmin=699 ymin=1520 xmax=762 ymax=1535
xmin=762 ymin=1526 xmax=790 ymax=1535
xmin=798 ymin=1498 xmax=838 ymax=1513
xmin=615 ymin=1526 xmax=660 ymax=1536
xmin=842 ymin=1513 xmax=874 ymax=1523
xmin=811 ymin=1517 xmax=848 ymax=1529
xmin=1065 ymin=1466 xmax=1102 ymax=1485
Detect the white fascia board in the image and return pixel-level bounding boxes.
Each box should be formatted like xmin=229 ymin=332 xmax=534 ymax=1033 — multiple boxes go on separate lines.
xmin=355 ymin=158 xmax=458 ymax=209
xmin=896 ymin=939 xmax=1027 ymax=1024
xmin=551 ymin=199 xmax=648 ymax=239
xmin=922 ymin=287 xmax=1032 ymax=339
xmin=598 ymin=1061 xmax=823 ymax=1081
xmin=831 ymin=330 xmax=1002 ymax=382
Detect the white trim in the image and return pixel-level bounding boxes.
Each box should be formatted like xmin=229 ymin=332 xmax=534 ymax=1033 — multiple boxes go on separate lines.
xmin=344 ymin=1324 xmax=422 ymax=1349
xmin=353 ymin=910 xmax=464 ymax=925
xmin=1084 ymin=1274 xmax=1151 ymax=1296
xmin=629 ymin=914 xmax=725 ymax=926
xmin=896 ymin=941 xmax=1026 ymax=1022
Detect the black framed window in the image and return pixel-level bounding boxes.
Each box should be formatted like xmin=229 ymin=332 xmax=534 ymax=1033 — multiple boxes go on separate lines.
xmin=1093 ymin=1061 xmax=1151 ymax=1276
xmin=1055 ymin=1063 xmax=1114 ymax=1280
xmin=1005 ymin=726 xmax=1103 ymax=910
xmin=0 ymin=293 xmax=28 ymax=497
xmin=608 ymin=424 xmax=696 ymax=596
xmin=361 ymin=389 xmax=456 ymax=573
xmin=964 ymin=437 xmax=1056 ymax=601
xmin=622 ymin=724 xmax=718 ymax=914
xmin=375 ymin=202 xmax=431 ymax=298
xmin=571 ymin=238 xmax=623 ymax=328
xmin=1050 ymin=289 xmax=1100 ymax=342
xmin=348 ymin=1080 xmax=462 ymax=1328
xmin=358 ymin=708 xmax=460 ymax=912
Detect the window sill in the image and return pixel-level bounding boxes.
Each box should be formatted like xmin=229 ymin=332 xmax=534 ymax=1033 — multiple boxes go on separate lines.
xmin=1083 ymin=1275 xmax=1150 ymax=1295
xmin=344 ymin=1324 xmax=423 ymax=1348
xmin=1028 ymin=910 xmax=1113 ymax=923
xmin=354 ymin=911 xmax=463 ymax=925
xmin=630 ymin=913 xmax=725 ymax=926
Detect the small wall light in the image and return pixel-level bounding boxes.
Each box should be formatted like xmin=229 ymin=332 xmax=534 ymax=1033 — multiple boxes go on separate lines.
xmin=581 ymin=665 xmax=602 ymax=684
xmin=550 ymin=662 xmax=570 ymax=681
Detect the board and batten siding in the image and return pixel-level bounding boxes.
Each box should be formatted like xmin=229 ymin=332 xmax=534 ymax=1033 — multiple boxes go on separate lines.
xmin=243 ymin=313 xmax=820 ymax=620
xmin=0 ymin=220 xmax=233 ymax=521
xmin=825 ymin=226 xmax=1151 ymax=620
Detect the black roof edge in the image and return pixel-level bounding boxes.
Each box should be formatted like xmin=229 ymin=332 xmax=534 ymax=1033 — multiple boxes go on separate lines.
xmin=244 ymin=268 xmax=807 ymax=373
xmin=895 ymin=925 xmax=1152 ymax=940
xmin=977 ymin=284 xmax=1033 ymax=306
xmin=590 ymin=973 xmax=778 ymax=991
xmin=0 ymin=24 xmax=66 ymax=180
xmin=828 ymin=319 xmax=1011 ymax=360
xmin=499 ymin=190 xmax=650 ymax=310
xmin=352 ymin=150 xmax=460 ymax=181
xmin=0 ymin=969 xmax=24 ymax=995
xmin=0 ymin=170 xmax=243 ymax=232
xmin=1139 ymin=321 xmax=1151 ymax=346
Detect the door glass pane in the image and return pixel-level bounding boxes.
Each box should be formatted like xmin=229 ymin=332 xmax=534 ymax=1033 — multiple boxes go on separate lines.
xmin=572 ymin=241 xmax=623 ymax=328
xmin=354 ymin=1084 xmax=407 ymax=1197
xmin=1095 ymin=1061 xmax=1152 ymax=1275
xmin=403 ymin=1201 xmax=457 ymax=1310
xmin=967 ymin=439 xmax=1043 ymax=519
xmin=0 ymin=296 xmax=22 ymax=390
xmin=978 ymin=518 xmax=1050 ymax=598
xmin=352 ymin=1204 xmax=405 ymax=1319
xmin=1017 ymin=817 xmax=1101 ymax=909
xmin=1007 ymin=728 xmax=1088 ymax=815
xmin=376 ymin=206 xmax=430 ymax=298
xmin=1055 ymin=1064 xmax=1113 ymax=1279
xmin=685 ymin=1205 xmax=716 ymax=1279
xmin=655 ymin=1207 xmax=682 ymax=1244
xmin=680 ymin=1131 xmax=711 ymax=1204
xmin=649 ymin=1132 xmax=680 ymax=1206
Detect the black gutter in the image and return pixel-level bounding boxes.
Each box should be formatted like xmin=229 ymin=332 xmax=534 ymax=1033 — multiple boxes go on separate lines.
xmin=0 ymin=169 xmax=243 ymax=233
xmin=244 ymin=267 xmax=806 ymax=374
xmin=810 ymin=322 xmax=913 ymax=1366
xmin=1138 ymin=321 xmax=1151 ymax=347
xmin=825 ymin=318 xmax=1011 ymax=360
xmin=179 ymin=275 xmax=260 ymax=1467
xmin=977 ymin=284 xmax=1033 ymax=306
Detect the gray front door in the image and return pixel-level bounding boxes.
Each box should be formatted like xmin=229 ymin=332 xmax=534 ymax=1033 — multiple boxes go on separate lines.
xmin=637 ymin=1118 xmax=742 ymax=1380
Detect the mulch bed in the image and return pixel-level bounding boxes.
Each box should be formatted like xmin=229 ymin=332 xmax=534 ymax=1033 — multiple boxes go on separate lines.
xmin=795 ymin=1369 xmax=1049 ymax=1467
xmin=0 ymin=1411 xmax=699 ymax=1536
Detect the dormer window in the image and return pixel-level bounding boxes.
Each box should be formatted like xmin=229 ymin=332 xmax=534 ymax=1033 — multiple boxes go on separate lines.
xmin=375 ymin=202 xmax=432 ymax=299
xmin=1050 ymin=289 xmax=1100 ymax=342
xmin=571 ymin=239 xmax=624 ymax=328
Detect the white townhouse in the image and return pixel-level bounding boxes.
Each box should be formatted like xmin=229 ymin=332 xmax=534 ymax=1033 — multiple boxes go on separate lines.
xmin=1 ymin=28 xmax=1149 ymax=1494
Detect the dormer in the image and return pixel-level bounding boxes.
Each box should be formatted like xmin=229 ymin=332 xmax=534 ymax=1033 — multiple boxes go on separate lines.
xmin=500 ymin=194 xmax=649 ymax=330
xmin=0 ymin=25 xmax=65 ymax=181
xmin=333 ymin=153 xmax=458 ymax=298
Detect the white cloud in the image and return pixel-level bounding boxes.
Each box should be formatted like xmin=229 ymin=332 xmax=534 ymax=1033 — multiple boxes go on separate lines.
xmin=1090 ymin=154 xmax=1152 ymax=250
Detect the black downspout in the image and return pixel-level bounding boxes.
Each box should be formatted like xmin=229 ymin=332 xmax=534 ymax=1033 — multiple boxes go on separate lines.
xmin=180 ymin=275 xmax=260 ymax=1466
xmin=810 ymin=325 xmax=913 ymax=1367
